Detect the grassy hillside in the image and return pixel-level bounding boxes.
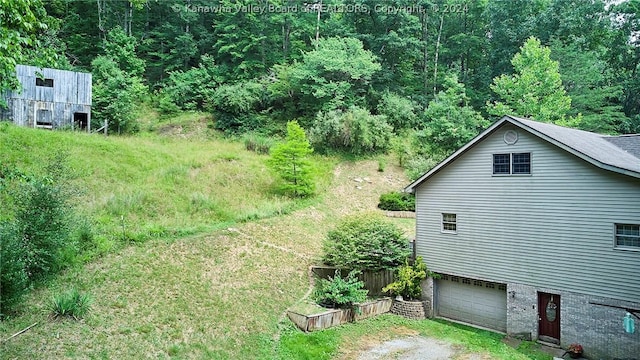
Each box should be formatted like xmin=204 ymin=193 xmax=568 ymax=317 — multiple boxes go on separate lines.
xmin=0 ymin=116 xmax=331 ymax=258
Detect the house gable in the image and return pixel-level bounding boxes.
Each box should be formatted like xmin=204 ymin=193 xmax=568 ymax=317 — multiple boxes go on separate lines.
xmin=413 ymin=122 xmax=640 ymax=303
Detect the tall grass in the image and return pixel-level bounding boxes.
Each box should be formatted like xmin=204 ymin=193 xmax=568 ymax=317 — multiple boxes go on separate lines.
xmin=0 ymin=121 xmax=331 ymax=259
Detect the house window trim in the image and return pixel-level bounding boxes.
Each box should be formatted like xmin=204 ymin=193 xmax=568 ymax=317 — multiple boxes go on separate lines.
xmin=613 ymin=223 xmax=640 ymax=251
xmin=492 ymin=152 xmax=532 ymax=176
xmin=441 ymin=213 xmax=457 ymax=234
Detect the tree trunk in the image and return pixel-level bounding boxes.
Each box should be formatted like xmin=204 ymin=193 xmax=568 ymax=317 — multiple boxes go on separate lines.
xmin=433 ymin=15 xmax=444 ymax=97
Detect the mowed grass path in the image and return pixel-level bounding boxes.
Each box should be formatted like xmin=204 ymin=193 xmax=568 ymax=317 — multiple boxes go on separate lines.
xmin=0 ymin=156 xmax=411 ymax=359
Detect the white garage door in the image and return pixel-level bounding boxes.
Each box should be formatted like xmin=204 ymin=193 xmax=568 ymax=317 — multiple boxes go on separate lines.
xmin=436 ymin=276 xmax=507 ymax=332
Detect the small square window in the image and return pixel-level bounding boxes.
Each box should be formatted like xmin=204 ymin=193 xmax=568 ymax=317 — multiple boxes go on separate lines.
xmin=442 ymin=213 xmax=457 ymax=233
xmin=493 ymin=154 xmax=510 ymax=174
xmin=615 ymin=224 xmax=640 ymax=249
xmin=36 ymin=78 xmax=54 ymax=87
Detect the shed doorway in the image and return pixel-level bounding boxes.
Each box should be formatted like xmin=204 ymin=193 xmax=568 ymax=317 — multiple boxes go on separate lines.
xmin=74 ymin=112 xmax=88 ymax=131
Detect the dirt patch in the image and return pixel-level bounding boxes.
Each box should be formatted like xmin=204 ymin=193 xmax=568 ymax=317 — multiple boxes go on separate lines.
xmin=341 ymin=328 xmax=495 ymax=360
xmin=357 ymin=336 xmax=456 ymax=360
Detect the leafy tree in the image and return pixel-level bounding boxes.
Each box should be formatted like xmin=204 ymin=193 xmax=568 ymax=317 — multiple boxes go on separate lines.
xmin=424 ymin=74 xmax=488 ymax=153
xmin=0 ymin=0 xmax=62 ymax=97
xmin=273 ymin=37 xmax=381 ymax=117
xmin=211 ymin=80 xmax=268 ymax=132
xmin=487 ymin=37 xmax=571 ymax=123
xmin=551 ymin=41 xmax=629 ymax=134
xmin=91 ymin=28 xmax=147 ymax=134
xmin=102 ymin=27 xmax=145 ymax=77
xmin=92 ymin=56 xmax=146 ymax=134
xmin=268 ymin=121 xmax=315 ymax=197
xmin=159 ymin=55 xmax=225 ymax=113
xmin=486 ymin=0 xmax=547 ymax=78
xmin=377 ymin=92 xmax=419 ymax=131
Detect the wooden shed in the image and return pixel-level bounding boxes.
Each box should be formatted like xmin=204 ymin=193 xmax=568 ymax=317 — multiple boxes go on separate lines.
xmin=0 ymin=64 xmax=92 ymax=131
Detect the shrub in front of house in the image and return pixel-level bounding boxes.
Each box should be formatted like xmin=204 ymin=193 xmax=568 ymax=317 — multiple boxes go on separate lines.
xmin=312 ymin=270 xmax=368 ymax=309
xmin=322 ymin=213 xmax=410 ymax=271
xmin=377 ymin=192 xmax=415 ymax=212
xmin=382 ymin=257 xmax=436 ymax=300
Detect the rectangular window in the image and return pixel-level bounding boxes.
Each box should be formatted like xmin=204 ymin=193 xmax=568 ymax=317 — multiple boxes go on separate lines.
xmin=493 ymin=152 xmax=531 ymax=175
xmin=493 ymin=154 xmax=510 ymax=174
xmin=615 ymin=224 xmax=640 ymax=249
xmin=442 ymin=213 xmax=457 ymax=233
xmin=36 ymin=78 xmax=54 ymax=87
xmin=512 ymin=153 xmax=531 ymax=174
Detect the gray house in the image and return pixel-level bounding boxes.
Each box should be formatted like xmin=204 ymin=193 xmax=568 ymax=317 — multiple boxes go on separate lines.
xmin=0 ymin=64 xmax=92 ymax=131
xmin=406 ymin=115 xmax=640 ymax=359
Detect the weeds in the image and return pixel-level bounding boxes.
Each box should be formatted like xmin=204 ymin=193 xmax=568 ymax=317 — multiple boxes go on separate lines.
xmin=49 ymin=289 xmax=92 ymax=320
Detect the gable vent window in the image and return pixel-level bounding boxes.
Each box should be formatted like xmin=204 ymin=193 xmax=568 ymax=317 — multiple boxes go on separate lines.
xmin=36 ymin=78 xmax=54 ymax=87
xmin=493 ymin=153 xmax=531 ymax=175
xmin=441 ymin=213 xmax=457 ymax=234
xmin=615 ymin=224 xmax=640 ymax=249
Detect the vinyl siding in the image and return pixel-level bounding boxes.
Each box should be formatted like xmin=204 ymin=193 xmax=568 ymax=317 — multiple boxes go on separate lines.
xmin=415 ymin=123 xmax=640 ymax=303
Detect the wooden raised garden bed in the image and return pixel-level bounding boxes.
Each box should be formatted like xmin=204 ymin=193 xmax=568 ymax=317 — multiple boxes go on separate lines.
xmin=287 ymin=297 xmax=393 ymax=332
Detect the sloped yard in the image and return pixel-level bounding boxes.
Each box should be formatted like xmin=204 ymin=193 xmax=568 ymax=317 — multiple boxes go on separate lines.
xmin=0 ymin=159 xmax=412 ymax=359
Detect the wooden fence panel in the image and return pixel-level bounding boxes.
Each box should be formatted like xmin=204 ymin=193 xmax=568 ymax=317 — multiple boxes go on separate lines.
xmin=311 ymin=266 xmax=396 ymax=297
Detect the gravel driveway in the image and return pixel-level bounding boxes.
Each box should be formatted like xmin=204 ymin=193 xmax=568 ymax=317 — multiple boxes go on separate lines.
xmin=356 ymin=336 xmax=490 ymax=360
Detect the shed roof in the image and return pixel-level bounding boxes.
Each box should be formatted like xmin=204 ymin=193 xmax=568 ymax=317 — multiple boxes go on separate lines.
xmin=405 ymin=115 xmax=640 ymax=192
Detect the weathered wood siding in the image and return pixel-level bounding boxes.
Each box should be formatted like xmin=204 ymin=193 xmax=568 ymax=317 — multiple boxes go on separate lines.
xmin=1 ymin=65 xmax=91 ymax=130
xmin=415 ymin=123 xmax=640 ymax=303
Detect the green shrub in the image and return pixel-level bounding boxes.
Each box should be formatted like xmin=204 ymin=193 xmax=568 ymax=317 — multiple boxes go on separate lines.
xmin=49 ymin=288 xmax=92 ymax=319
xmin=211 ymin=80 xmax=267 ymax=132
xmin=377 ymin=91 xmax=418 ymax=131
xmin=0 ymin=223 xmax=29 ymax=318
xmin=377 ymin=192 xmax=415 ymax=212
xmin=382 ymin=257 xmax=435 ymax=300
xmin=322 ymin=213 xmax=410 ymax=271
xmin=310 ymin=106 xmax=393 ymax=154
xmin=312 ymin=270 xmax=368 ymax=310
xmin=0 ymin=155 xmax=84 ymax=316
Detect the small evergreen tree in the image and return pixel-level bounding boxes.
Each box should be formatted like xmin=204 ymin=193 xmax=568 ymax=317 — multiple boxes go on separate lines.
xmin=268 ymin=121 xmax=315 ymax=197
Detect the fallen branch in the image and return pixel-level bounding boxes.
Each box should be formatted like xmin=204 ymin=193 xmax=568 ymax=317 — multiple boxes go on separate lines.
xmin=1 ymin=322 xmax=38 ymax=343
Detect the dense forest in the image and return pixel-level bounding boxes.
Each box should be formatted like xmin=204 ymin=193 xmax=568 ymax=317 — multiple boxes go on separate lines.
xmin=3 ymin=0 xmax=640 ymax=171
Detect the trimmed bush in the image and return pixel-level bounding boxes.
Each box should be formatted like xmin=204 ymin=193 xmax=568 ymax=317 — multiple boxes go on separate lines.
xmin=377 ymin=192 xmax=415 ymax=212
xmin=322 ymin=213 xmax=410 ymax=271
xmin=312 ymin=270 xmax=368 ymax=309
xmin=49 ymin=289 xmax=92 ymax=319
